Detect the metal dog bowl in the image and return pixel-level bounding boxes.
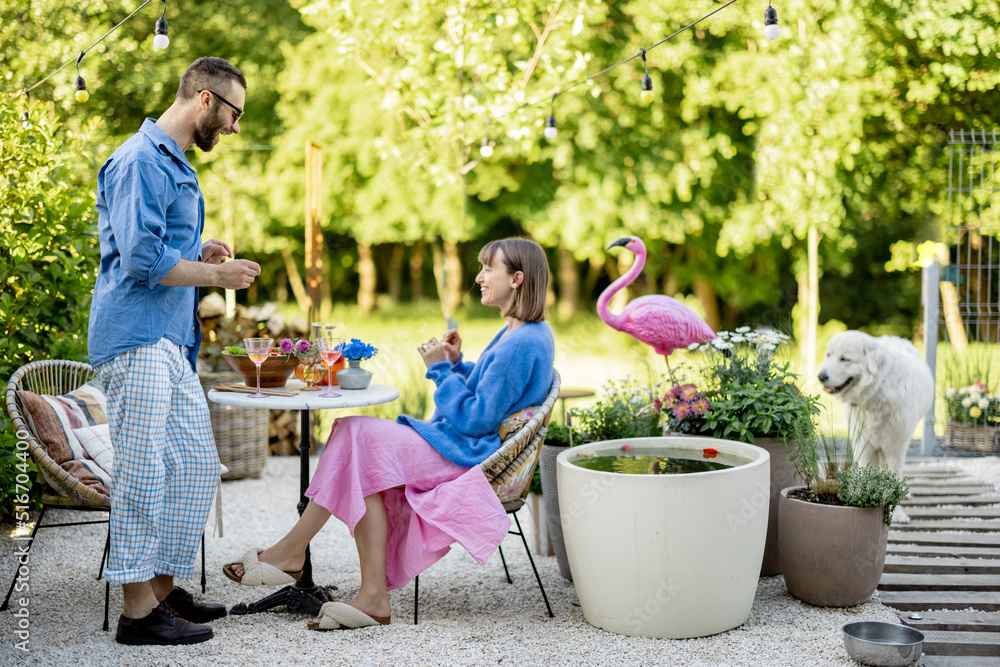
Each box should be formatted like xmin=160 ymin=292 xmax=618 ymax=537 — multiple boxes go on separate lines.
xmin=842 ymin=622 xmax=924 ymax=667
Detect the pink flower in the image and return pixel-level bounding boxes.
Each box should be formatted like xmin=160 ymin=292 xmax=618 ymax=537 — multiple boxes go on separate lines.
xmin=279 ymin=338 xmax=295 ymax=354
xmin=621 ymin=443 xmax=631 ymax=453
xmin=663 ymin=386 xmax=679 ymax=401
xmin=672 ymin=403 xmax=692 ymax=419
xmin=690 ymin=398 xmax=710 ymax=416
xmin=296 ymin=339 xmax=311 ymax=353
xmin=975 ymin=380 xmax=989 ymax=392
xmin=653 ymin=398 xmax=662 ymax=414
xmin=679 ymin=384 xmax=699 ymax=401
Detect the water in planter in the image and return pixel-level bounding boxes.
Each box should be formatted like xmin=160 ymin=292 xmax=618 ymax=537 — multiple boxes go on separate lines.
xmin=572 ymin=448 xmax=749 ymax=475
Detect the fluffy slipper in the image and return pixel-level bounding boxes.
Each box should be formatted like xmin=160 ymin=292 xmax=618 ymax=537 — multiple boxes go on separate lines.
xmin=222 ymin=548 xmax=303 ymax=586
xmin=306 ymin=602 xmax=391 ymax=631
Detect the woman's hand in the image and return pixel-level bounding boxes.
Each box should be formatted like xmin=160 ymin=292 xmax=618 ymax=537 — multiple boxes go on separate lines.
xmin=442 ymin=329 xmax=462 ymax=364
xmin=417 ymin=337 xmax=451 ymax=368
xmin=201 ymin=239 xmax=233 ymax=264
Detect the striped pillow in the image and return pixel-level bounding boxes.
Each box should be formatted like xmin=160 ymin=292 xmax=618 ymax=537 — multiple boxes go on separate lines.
xmin=19 ymin=381 xmax=109 ymax=496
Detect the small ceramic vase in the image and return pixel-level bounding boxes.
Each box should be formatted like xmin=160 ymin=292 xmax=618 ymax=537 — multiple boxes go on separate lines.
xmin=336 ymin=358 xmax=372 ymax=390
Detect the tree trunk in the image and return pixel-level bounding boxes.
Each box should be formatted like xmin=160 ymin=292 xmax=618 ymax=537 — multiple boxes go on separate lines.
xmin=357 ymin=243 xmax=376 ymax=314
xmin=557 ymin=246 xmax=579 ymax=321
xmin=281 ymin=247 xmax=309 ymax=314
xmin=409 ymin=241 xmax=425 ymax=301
xmin=387 ymin=243 xmax=404 ymax=304
xmin=582 ymin=255 xmax=604 ymax=302
xmin=805 ymin=226 xmax=820 ymax=383
xmin=443 ymin=240 xmax=463 ymax=316
xmin=661 ymin=245 xmax=679 ymax=297
xmin=692 ymin=277 xmax=720 ymax=332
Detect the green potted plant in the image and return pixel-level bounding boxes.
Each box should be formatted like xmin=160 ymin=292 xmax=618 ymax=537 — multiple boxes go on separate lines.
xmin=779 ymin=411 xmax=909 ymax=607
xmin=944 ymin=382 xmax=1000 ymax=452
xmin=680 ymin=327 xmax=820 ymax=575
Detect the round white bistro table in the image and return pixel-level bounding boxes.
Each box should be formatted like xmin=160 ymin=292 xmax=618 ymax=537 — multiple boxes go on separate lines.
xmin=207 ymin=380 xmax=399 ymax=616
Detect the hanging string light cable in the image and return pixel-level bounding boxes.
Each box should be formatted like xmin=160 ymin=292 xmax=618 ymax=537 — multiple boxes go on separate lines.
xmin=13 ymin=0 xmax=160 ymax=99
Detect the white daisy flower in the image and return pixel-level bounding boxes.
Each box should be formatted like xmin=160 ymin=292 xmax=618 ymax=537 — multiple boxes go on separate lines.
xmin=736 ymin=326 xmax=751 ymax=333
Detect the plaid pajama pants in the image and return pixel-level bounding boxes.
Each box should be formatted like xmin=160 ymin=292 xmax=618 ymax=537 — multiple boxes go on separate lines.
xmin=95 ymin=338 xmax=219 ymax=584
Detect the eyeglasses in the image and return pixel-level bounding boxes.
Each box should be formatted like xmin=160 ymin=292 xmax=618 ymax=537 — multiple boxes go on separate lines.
xmin=197 ymin=89 xmax=243 ymax=123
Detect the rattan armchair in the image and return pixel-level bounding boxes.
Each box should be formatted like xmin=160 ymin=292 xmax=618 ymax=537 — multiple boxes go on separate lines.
xmin=413 ymin=369 xmax=561 ymax=623
xmin=2 ymin=359 xmax=205 ymax=631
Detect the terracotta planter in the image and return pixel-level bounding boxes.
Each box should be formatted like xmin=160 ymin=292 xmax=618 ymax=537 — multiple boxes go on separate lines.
xmin=778 ymin=486 xmax=889 ymax=607
xmin=755 ymin=437 xmax=802 ymax=576
xmin=222 ymin=352 xmax=299 ymax=388
xmin=557 ymin=436 xmax=770 ymax=639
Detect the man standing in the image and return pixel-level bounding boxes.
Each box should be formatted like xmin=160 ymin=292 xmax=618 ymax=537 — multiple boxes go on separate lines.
xmin=89 ymin=57 xmax=259 ymax=645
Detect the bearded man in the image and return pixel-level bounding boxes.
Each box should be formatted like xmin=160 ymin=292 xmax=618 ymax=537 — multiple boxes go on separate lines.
xmin=88 ymin=57 xmax=260 ymax=645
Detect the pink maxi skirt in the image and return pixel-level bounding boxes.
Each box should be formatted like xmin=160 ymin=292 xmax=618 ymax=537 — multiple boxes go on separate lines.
xmin=306 ymin=416 xmax=511 ymax=590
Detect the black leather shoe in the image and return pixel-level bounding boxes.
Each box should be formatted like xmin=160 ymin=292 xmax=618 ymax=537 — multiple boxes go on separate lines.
xmin=115 ymin=602 xmax=213 ymax=646
xmin=164 ymin=587 xmax=228 ymax=623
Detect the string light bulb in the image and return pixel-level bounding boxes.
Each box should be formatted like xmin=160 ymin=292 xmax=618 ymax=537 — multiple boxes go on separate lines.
xmin=764 ymin=2 xmax=780 ymax=40
xmin=153 ymin=0 xmax=169 ymax=49
xmin=479 ymin=136 xmax=494 ymax=158
xmin=74 ymin=53 xmax=89 ymax=103
xmin=544 ymin=94 xmax=558 ymax=140
xmin=639 ymin=49 xmax=654 ymax=104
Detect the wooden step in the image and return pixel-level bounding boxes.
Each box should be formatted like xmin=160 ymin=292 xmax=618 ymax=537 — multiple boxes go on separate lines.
xmin=888 ymin=544 xmax=1000 ymax=559
xmin=921 ymin=630 xmax=1000 ymax=656
xmin=903 ymin=469 xmax=966 ymax=476
xmin=884 ymin=556 xmax=1000 ymax=575
xmin=893 ymin=520 xmax=1000 ymax=533
xmin=889 ymin=532 xmax=1000 ymax=548
xmin=899 ymin=611 xmax=1000 ymax=633
xmin=909 ymin=479 xmax=982 ymax=487
xmin=906 ymin=507 xmax=1000 ymax=519
xmin=879 ymin=591 xmax=1000 ymax=612
xmin=879 ymin=573 xmax=1000 ymax=591
xmin=904 ymin=495 xmax=1000 ymax=506
xmin=909 ymin=486 xmax=998 ymax=496
xmin=921 ymin=657 xmax=1000 ymax=667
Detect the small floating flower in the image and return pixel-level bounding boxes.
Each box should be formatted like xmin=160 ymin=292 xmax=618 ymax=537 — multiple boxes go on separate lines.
xmin=579 ymin=450 xmax=596 ymax=459
xmin=703 ymin=448 xmax=719 ymax=459
xmin=621 ymin=443 xmax=631 ymax=453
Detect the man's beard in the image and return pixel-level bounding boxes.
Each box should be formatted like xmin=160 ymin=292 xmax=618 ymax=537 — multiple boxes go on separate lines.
xmin=193 ymin=110 xmax=228 ymax=152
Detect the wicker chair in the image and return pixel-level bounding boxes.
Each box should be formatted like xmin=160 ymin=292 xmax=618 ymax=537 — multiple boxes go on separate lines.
xmin=413 ymin=369 xmax=561 ymax=623
xmin=2 ymin=359 xmax=205 ymax=631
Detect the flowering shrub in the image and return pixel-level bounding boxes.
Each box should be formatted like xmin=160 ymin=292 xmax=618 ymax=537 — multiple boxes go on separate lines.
xmin=342 ymin=338 xmax=379 ymax=361
xmin=569 ymin=376 xmax=662 ymax=442
xmin=661 ymin=383 xmax=712 ymax=435
xmin=686 ymin=327 xmax=819 ymax=444
xmin=945 ymin=382 xmax=1000 ymax=425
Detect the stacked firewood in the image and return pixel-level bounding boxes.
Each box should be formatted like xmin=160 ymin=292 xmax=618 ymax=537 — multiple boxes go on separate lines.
xmin=197 ymin=292 xmax=308 ymax=456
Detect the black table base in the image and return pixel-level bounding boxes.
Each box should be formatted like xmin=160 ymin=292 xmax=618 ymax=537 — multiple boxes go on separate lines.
xmin=229 ymin=410 xmax=337 ymax=616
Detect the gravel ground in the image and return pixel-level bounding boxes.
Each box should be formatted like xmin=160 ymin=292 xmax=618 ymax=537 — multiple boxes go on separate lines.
xmin=3 ymin=455 xmax=997 ymax=667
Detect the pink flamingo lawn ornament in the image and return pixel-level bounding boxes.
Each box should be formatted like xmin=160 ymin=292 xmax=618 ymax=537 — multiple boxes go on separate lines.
xmin=598 ymin=236 xmax=716 ymax=380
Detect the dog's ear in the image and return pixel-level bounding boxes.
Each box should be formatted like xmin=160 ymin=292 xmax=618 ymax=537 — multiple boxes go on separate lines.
xmin=865 ymin=336 xmax=888 ymax=376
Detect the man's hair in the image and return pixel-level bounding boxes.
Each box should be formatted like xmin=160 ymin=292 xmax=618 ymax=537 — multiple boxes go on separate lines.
xmin=176 ymin=57 xmax=246 ymax=100
xmin=478 ymin=237 xmax=550 ymax=322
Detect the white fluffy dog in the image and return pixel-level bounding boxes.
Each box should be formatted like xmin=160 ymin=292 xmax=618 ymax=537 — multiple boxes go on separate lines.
xmin=817 ymin=331 xmax=935 ymax=523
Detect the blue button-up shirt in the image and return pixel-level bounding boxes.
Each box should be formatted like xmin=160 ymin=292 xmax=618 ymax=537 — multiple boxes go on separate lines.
xmin=88 ymin=119 xmax=203 ymax=371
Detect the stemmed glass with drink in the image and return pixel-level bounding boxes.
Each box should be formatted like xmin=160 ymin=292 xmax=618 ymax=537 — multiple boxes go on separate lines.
xmin=244 ymin=337 xmax=273 ymax=398
xmin=312 ymin=322 xmax=345 ymax=398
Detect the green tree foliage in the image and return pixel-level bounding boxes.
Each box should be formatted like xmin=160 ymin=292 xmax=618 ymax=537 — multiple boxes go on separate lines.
xmin=0 ymin=97 xmax=101 ymax=516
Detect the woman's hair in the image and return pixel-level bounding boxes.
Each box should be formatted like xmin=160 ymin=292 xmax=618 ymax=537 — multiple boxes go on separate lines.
xmin=478 ymin=237 xmax=549 ymax=322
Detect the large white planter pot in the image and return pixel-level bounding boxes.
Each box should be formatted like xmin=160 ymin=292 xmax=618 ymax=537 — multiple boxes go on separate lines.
xmin=557 ymin=436 xmax=770 ymax=639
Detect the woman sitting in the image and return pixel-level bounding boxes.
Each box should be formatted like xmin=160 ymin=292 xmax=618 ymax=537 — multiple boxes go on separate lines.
xmin=224 ymin=237 xmax=555 ymax=630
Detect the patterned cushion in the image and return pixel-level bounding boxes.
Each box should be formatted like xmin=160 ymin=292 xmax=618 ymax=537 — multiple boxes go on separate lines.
xmin=498 ymin=405 xmax=541 ymax=442
xmin=494 ymin=444 xmax=540 ymax=504
xmin=18 ymin=381 xmax=109 ymax=496
xmin=72 ymin=424 xmax=114 ymax=492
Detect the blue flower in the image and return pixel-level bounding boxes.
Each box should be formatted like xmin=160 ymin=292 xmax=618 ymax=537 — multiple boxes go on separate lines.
xmin=342 ymin=338 xmax=378 ymax=361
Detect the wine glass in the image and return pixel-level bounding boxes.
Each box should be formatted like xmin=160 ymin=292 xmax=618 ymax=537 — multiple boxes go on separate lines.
xmin=314 ymin=322 xmax=346 ymax=398
xmin=244 ymin=337 xmax=273 ymax=398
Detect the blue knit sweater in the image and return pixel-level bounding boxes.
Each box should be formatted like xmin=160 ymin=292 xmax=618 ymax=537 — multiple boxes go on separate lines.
xmin=397 ymin=321 xmax=555 ymax=468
